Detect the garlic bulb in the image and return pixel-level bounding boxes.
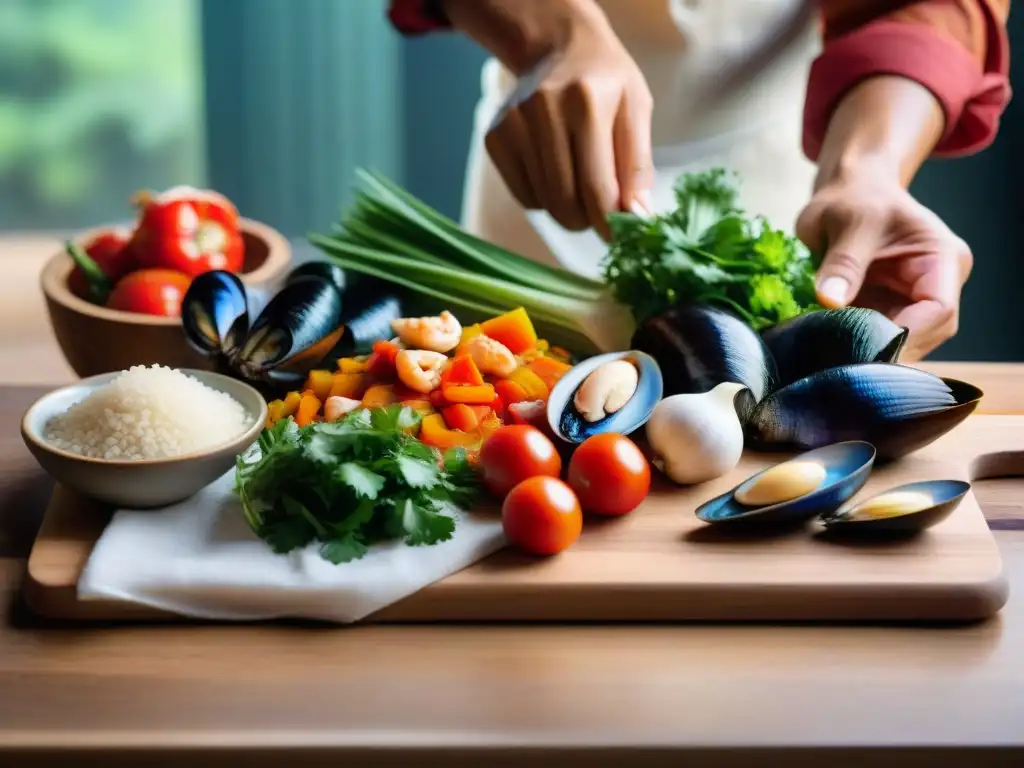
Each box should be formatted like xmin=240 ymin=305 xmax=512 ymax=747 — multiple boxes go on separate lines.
xmin=646 ymin=382 xmax=747 ymax=485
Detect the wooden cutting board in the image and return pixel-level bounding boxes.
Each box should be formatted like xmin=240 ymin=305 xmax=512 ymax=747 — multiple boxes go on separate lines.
xmin=23 ymin=414 xmax=1021 ymax=624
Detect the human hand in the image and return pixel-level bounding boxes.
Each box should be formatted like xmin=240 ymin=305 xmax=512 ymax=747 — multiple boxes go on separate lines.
xmin=484 ymin=14 xmax=653 ymax=240
xmin=797 ymin=175 xmax=973 ymax=361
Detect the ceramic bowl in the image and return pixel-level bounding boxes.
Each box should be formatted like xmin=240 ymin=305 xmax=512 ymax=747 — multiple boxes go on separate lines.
xmin=21 ymin=369 xmax=267 ymax=509
xmin=41 ymin=219 xmax=291 ymax=379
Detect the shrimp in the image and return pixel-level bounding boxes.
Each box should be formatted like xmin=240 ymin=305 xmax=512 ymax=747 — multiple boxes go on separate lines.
xmin=324 ymin=395 xmax=363 ymax=423
xmin=463 ymin=335 xmax=517 ymax=377
xmin=396 ymin=349 xmax=448 ymax=393
xmin=390 ymin=311 xmax=462 ymax=353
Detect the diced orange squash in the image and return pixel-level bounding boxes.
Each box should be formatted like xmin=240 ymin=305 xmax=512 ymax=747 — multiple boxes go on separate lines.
xmin=442 ymin=383 xmax=496 ymax=405
xmin=403 ymin=399 xmax=435 ymax=414
xmin=303 ymin=369 xmax=334 ymax=401
xmin=420 ymin=413 xmax=479 ymax=450
xmin=508 ymin=367 xmax=548 ymax=400
xmin=329 ymin=372 xmax=365 ymax=400
xmin=279 ymin=391 xmax=302 ymax=419
xmin=441 ymin=403 xmax=480 ymax=432
xmin=266 ymin=399 xmax=283 ymax=426
xmin=362 ymin=384 xmax=396 ymax=409
xmin=295 ymin=393 xmax=322 ymax=427
xmin=338 ymin=357 xmax=369 ymax=374
xmin=494 ymin=379 xmax=529 ymax=407
xmin=527 ymin=356 xmax=573 ymax=390
xmin=442 ymin=354 xmax=484 ymax=387
xmin=479 ymin=307 xmax=537 ymax=354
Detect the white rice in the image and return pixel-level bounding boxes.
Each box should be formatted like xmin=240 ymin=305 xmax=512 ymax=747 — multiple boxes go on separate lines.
xmin=43 ymin=365 xmax=251 ymax=460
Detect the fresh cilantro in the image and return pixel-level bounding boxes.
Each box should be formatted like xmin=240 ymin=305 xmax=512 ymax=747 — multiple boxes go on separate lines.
xmin=234 ymin=404 xmax=479 ymax=564
xmin=603 ymin=168 xmax=821 ymax=330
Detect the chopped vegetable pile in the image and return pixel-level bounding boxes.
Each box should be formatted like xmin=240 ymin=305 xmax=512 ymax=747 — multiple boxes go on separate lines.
xmin=265 ymin=307 xmax=573 ymax=453
xmin=235 ymin=405 xmax=478 ymax=564
xmin=604 ymin=168 xmax=821 ymax=330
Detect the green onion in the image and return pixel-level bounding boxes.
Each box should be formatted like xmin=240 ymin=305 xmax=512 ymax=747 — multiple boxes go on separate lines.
xmin=309 ymin=169 xmax=635 ymax=353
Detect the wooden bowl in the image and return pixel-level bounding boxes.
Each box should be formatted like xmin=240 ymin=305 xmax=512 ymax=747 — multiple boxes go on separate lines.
xmin=41 ymin=218 xmax=291 ymax=379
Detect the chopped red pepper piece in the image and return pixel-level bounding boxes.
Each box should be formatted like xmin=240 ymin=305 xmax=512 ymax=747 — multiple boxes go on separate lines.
xmin=441 ymin=403 xmax=480 ymax=432
xmin=441 ymin=354 xmax=484 ymax=387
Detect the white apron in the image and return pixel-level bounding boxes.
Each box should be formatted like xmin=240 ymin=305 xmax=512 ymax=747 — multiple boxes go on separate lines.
xmin=460 ymin=0 xmax=822 ymax=279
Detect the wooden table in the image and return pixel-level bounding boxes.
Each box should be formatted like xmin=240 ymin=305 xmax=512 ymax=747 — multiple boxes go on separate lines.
xmin=0 ymin=374 xmax=1021 ymax=767
xmin=1 ymin=236 xmax=1023 ymax=766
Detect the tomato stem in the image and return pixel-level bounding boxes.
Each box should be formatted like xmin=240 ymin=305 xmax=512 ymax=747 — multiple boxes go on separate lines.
xmin=65 ymin=241 xmax=113 ymax=304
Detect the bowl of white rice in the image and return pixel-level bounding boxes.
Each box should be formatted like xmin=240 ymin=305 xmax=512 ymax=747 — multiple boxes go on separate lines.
xmin=22 ymin=365 xmax=267 ymax=508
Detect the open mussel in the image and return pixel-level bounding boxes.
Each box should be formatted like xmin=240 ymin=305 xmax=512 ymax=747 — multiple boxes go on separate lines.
xmin=181 ymin=270 xmax=250 ymax=360
xmin=236 ymin=276 xmax=346 ymax=383
xmin=546 ymin=350 xmax=663 ymax=444
xmin=285 ymin=260 xmax=347 ymax=292
xmin=761 ymin=307 xmax=908 ymax=388
xmin=819 ymin=479 xmax=970 ymax=534
xmin=695 ymin=442 xmax=876 ymax=525
xmin=631 ymin=304 xmax=775 ymax=421
xmin=745 ymin=363 xmax=980 ymax=459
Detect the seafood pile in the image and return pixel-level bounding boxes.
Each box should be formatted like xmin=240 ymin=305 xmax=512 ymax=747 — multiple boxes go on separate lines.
xmin=261 ymin=303 xmax=575 ymax=452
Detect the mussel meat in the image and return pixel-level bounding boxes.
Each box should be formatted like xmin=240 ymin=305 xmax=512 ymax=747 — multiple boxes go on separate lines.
xmin=745 ymin=363 xmax=959 ymax=458
xmin=181 ymin=270 xmax=250 ymax=360
xmin=761 ymin=307 xmax=908 ymax=388
xmin=546 ymin=350 xmax=663 ymax=444
xmin=819 ymin=479 xmax=970 ymax=533
xmin=695 ymin=441 xmax=876 ymax=525
xmin=631 ymin=303 xmax=775 ymax=420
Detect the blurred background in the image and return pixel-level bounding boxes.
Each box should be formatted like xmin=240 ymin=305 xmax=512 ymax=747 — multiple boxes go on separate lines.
xmin=0 ymin=0 xmax=1020 ymax=360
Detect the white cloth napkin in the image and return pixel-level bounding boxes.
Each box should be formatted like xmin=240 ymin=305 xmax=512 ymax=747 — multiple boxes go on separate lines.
xmin=77 ymin=472 xmax=506 ymax=623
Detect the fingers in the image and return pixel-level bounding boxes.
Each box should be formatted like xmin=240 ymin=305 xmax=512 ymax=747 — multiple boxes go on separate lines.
xmin=569 ymin=86 xmax=620 ymax=241
xmin=612 ymin=87 xmax=654 ymax=216
xmin=522 ymin=88 xmax=589 ymax=231
xmin=485 ymin=108 xmax=544 ymax=212
xmin=813 ymin=221 xmax=879 ymax=308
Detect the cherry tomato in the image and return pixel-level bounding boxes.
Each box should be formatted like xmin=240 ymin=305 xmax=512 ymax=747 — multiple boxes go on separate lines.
xmin=105 ymin=268 xmax=192 ymax=317
xmin=479 ymin=425 xmax=562 ymax=497
xmin=567 ymin=433 xmax=651 ymax=516
xmin=502 ymin=476 xmax=583 ymax=556
xmin=68 ymin=229 xmax=135 ymax=300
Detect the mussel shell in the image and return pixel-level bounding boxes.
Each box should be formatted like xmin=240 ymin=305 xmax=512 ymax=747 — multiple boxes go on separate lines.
xmin=331 ymin=293 xmax=404 ymax=357
xmin=745 ymin=363 xmax=974 ymax=460
xmin=181 ymin=270 xmax=249 ymax=359
xmin=761 ymin=308 xmax=909 ymax=389
xmin=285 ymin=260 xmax=347 ymax=292
xmin=631 ymin=303 xmax=776 ymax=421
xmin=236 ymin=276 xmax=344 ymax=375
xmin=546 ymin=350 xmax=663 ymax=444
xmin=819 ymin=479 xmax=970 ymax=533
xmin=695 ymin=441 xmax=876 ymax=525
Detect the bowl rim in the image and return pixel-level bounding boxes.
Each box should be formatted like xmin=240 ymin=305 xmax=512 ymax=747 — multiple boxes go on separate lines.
xmin=21 ymin=368 xmax=268 ymax=468
xmin=40 ymin=217 xmax=291 ymax=327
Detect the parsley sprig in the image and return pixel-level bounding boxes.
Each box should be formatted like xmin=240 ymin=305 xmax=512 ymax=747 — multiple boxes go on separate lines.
xmin=234 ymin=405 xmax=480 ymax=564
xmin=603 ymin=168 xmax=821 ymax=330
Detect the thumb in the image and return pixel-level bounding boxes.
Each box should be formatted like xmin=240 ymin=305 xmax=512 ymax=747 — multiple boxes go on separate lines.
xmin=814 ymin=228 xmax=878 ymax=308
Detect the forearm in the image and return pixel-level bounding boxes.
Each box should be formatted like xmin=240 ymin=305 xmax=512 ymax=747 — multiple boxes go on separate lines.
xmin=439 ymin=0 xmax=610 ymax=75
xmin=814 ymin=76 xmax=945 ymax=191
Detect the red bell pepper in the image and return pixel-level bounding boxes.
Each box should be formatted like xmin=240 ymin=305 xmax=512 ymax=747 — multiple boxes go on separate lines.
xmin=441 ymin=354 xmax=484 ymax=388
xmin=367 ymin=340 xmax=402 ymax=377
xmin=105 ymin=268 xmax=192 ymax=317
xmin=130 ymin=186 xmax=245 ymax=277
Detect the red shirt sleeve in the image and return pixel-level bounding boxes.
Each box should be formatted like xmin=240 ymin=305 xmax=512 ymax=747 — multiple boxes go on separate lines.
xmin=388 ymin=0 xmax=451 ymax=36
xmin=804 ymin=0 xmax=1012 ymax=160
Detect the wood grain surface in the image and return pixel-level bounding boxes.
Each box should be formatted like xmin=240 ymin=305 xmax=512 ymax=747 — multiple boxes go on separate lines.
xmin=1 ymin=374 xmax=1023 ymax=765
xmin=23 ymin=415 xmax=1016 ymax=623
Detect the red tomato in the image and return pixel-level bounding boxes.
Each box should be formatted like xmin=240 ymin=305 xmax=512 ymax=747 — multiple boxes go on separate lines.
xmin=106 ymin=269 xmax=192 ymax=317
xmin=502 ymin=476 xmax=583 ymax=556
xmin=68 ymin=230 xmax=135 ymax=300
xmin=479 ymin=425 xmax=562 ymax=497
xmin=567 ymin=433 xmax=651 ymax=516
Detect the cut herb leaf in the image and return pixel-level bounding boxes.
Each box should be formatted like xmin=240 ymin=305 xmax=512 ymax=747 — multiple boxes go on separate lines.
xmin=234 ymin=404 xmax=479 ymax=564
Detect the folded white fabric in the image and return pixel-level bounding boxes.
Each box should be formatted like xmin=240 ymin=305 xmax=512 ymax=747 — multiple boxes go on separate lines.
xmin=77 ymin=471 xmax=506 ymax=623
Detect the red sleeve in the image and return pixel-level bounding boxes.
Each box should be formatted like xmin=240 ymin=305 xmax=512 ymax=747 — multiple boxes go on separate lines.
xmin=804 ymin=1 xmax=1012 ymax=161
xmin=388 ymin=0 xmax=451 ymax=36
